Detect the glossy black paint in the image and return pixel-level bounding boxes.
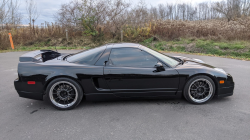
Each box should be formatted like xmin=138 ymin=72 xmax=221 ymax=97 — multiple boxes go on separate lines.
xmin=104 ymin=66 xmax=179 ymax=97
xmin=14 ymin=43 xmax=234 ymax=101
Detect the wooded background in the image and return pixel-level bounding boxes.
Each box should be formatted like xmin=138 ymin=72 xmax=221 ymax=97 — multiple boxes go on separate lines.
xmin=1 ymin=0 xmax=250 ymax=50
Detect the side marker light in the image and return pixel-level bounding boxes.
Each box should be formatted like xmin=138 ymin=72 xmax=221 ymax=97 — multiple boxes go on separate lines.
xmin=220 ymin=80 xmax=224 ymax=84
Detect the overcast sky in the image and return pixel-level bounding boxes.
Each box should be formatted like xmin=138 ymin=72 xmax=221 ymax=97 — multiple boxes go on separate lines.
xmin=18 ymin=0 xmax=220 ymax=25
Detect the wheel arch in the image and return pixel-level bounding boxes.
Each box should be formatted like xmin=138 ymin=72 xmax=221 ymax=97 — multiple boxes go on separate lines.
xmin=43 ymin=75 xmax=84 ymax=95
xmin=184 ymin=73 xmax=219 ymax=95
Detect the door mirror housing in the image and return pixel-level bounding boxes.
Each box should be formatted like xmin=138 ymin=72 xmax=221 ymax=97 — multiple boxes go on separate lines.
xmin=154 ymin=62 xmax=165 ymax=72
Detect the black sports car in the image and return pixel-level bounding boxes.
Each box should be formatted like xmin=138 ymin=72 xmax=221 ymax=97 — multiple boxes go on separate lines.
xmin=14 ymin=43 xmax=234 ymax=110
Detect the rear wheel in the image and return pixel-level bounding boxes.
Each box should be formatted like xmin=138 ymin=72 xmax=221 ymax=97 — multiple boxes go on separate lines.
xmin=183 ymin=75 xmax=215 ymax=104
xmin=46 ymin=78 xmax=83 ymax=110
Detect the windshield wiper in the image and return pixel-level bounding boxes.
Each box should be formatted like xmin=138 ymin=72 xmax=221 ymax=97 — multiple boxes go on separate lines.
xmin=176 ymin=60 xmax=184 ymax=66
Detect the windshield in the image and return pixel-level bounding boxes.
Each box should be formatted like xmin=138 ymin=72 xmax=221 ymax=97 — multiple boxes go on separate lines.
xmin=143 ymin=47 xmax=179 ymax=67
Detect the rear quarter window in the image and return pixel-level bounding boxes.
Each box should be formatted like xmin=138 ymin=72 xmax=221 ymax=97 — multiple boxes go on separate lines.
xmin=67 ymin=46 xmax=106 ymax=65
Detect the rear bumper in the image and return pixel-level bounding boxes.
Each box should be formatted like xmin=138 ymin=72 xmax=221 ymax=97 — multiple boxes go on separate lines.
xmin=14 ymin=78 xmax=44 ymax=100
xmin=17 ymin=91 xmax=43 ymax=100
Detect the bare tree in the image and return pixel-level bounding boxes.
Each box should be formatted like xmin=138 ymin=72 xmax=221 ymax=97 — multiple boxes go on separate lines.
xmin=158 ymin=4 xmax=167 ymax=20
xmin=241 ymin=0 xmax=250 ymax=16
xmin=55 ymin=0 xmax=131 ymax=37
xmin=8 ymin=0 xmax=21 ymax=25
xmin=0 ymin=0 xmax=22 ymax=27
xmin=0 ymin=0 xmax=9 ymax=26
xmin=26 ymin=0 xmax=39 ymax=25
xmin=54 ymin=0 xmax=250 ymax=34
xmin=213 ymin=0 xmax=250 ymax=22
xmin=54 ymin=1 xmax=81 ymax=27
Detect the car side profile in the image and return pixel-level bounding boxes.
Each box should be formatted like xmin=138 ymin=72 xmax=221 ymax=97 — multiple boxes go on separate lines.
xmin=14 ymin=43 xmax=234 ymax=110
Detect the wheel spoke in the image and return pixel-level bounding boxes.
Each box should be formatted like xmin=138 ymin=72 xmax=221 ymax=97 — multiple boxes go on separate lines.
xmin=66 ymin=85 xmax=70 ymax=90
xmin=67 ymin=89 xmax=73 ymax=92
xmin=68 ymin=94 xmax=75 ymax=98
xmin=201 ymin=81 xmax=205 ymax=87
xmin=49 ymin=81 xmax=78 ymax=108
xmin=194 ymin=83 xmax=199 ymax=88
xmin=189 ymin=78 xmax=213 ymax=102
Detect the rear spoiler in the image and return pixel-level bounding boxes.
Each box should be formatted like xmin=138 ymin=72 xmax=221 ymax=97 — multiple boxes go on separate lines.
xmin=19 ymin=50 xmax=61 ymax=62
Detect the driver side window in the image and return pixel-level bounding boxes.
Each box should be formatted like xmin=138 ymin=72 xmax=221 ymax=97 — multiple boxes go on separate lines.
xmin=109 ymin=48 xmax=158 ymax=67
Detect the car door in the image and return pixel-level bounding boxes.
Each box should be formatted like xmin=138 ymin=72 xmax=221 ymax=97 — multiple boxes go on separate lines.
xmin=104 ymin=47 xmax=179 ymax=97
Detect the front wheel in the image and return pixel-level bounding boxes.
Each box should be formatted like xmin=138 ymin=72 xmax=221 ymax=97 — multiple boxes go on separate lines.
xmin=183 ymin=75 xmax=215 ymax=104
xmin=46 ymin=78 xmax=83 ymax=110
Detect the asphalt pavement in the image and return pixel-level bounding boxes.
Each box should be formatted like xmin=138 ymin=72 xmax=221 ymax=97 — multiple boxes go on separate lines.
xmin=0 ymin=50 xmax=250 ymax=140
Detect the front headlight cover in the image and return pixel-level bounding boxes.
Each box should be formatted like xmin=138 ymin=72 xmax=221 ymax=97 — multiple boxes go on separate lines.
xmin=192 ymin=58 xmax=205 ymax=63
xmin=214 ymin=68 xmax=227 ymax=74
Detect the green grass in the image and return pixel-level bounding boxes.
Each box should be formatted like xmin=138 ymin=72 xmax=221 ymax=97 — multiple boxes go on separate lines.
xmin=140 ymin=38 xmax=250 ymax=61
xmin=154 ymin=41 xmax=167 ymax=51
xmin=169 ymin=38 xmax=194 ymax=45
xmin=197 ymin=41 xmax=246 ymax=50
xmin=142 ymin=37 xmax=154 ymax=44
xmin=2 ymin=37 xmax=250 ymax=61
xmin=196 ymin=40 xmax=246 ymax=50
xmin=170 ymin=46 xmax=186 ymax=52
xmin=194 ymin=40 xmax=250 ymax=58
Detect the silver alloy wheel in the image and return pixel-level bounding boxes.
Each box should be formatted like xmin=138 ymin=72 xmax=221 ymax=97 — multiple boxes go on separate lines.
xmin=188 ymin=78 xmax=213 ymax=103
xmin=49 ymin=81 xmax=78 ymax=108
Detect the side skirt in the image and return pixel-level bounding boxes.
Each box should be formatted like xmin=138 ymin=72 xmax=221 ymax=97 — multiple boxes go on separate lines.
xmin=85 ymin=91 xmax=183 ymax=101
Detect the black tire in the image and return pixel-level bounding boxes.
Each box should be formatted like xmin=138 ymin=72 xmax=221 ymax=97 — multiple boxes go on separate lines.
xmin=45 ymin=78 xmax=83 ymax=110
xmin=183 ymin=75 xmax=215 ymax=104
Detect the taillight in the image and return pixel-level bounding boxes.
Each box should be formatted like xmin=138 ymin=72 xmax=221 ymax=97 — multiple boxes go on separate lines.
xmin=27 ymin=81 xmax=36 ymax=84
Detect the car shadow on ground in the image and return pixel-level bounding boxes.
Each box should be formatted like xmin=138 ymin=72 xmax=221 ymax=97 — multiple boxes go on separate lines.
xmin=80 ymin=98 xmax=183 ymax=107
xmin=22 ymin=96 xmax=232 ymax=113
xmin=76 ymin=96 xmax=232 ymax=109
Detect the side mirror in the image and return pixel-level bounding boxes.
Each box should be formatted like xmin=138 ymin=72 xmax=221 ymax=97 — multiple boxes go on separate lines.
xmin=154 ymin=62 xmax=165 ymax=72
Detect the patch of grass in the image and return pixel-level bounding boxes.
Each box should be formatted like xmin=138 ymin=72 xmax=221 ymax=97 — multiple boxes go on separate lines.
xmin=170 ymin=38 xmax=194 ymax=45
xmin=213 ymin=42 xmax=245 ymax=50
xmin=2 ymin=37 xmax=250 ymax=61
xmin=196 ymin=39 xmax=246 ymax=50
xmin=161 ymin=51 xmax=250 ymax=61
xmin=196 ymin=39 xmax=214 ymax=49
xmin=143 ymin=37 xmax=154 ymax=44
xmin=154 ymin=41 xmax=166 ymax=51
xmin=140 ymin=37 xmax=154 ymax=49
xmin=171 ymin=40 xmax=184 ymax=45
xmin=170 ymin=46 xmax=186 ymax=52
xmin=138 ymin=38 xmax=250 ymax=61
xmin=195 ymin=40 xmax=247 ymax=56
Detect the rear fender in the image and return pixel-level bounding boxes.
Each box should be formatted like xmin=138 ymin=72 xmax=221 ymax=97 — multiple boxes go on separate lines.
xmin=44 ymin=73 xmax=79 ymax=92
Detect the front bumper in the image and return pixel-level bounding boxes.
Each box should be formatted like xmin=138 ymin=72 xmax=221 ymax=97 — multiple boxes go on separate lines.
xmin=215 ymin=73 xmax=234 ymax=98
xmin=215 ymin=86 xmax=234 ymax=98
